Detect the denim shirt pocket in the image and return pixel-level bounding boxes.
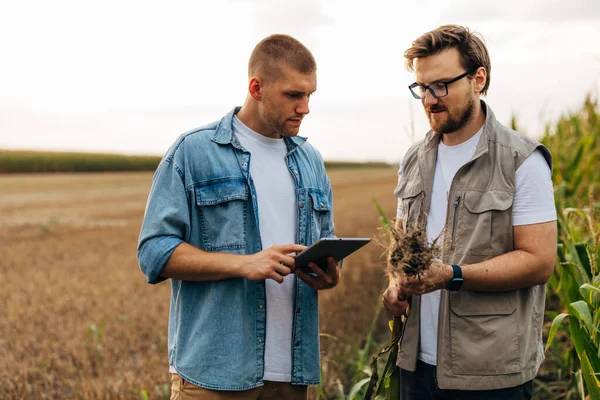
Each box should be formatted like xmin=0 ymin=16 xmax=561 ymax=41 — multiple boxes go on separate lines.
xmin=195 ymin=179 xmax=248 ymax=252
xmin=308 ymin=189 xmax=331 ymax=244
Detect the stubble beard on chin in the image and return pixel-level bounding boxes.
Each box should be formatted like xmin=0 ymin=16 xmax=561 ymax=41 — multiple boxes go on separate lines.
xmin=268 ymin=119 xmax=286 ymax=137
xmin=272 ymin=115 xmax=301 ymax=138
xmin=262 ymin=104 xmax=300 ymax=137
xmin=260 ymin=106 xmax=285 ymax=138
xmin=282 ymin=123 xmax=300 ymax=137
xmin=429 ymin=95 xmax=475 ymax=135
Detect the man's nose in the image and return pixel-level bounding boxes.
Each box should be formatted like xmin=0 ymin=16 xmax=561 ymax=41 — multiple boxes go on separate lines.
xmin=423 ymin=89 xmax=439 ymax=107
xmin=296 ymin=98 xmax=310 ymax=115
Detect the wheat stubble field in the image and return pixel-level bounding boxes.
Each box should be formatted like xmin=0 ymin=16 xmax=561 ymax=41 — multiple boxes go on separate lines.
xmin=0 ymin=168 xmax=399 ymax=399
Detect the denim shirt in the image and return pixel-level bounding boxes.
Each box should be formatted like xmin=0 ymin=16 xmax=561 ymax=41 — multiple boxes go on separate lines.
xmin=137 ymin=107 xmax=336 ymax=390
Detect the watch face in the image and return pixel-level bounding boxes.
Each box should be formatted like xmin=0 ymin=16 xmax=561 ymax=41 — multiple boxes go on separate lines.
xmin=448 ymin=278 xmax=464 ymax=291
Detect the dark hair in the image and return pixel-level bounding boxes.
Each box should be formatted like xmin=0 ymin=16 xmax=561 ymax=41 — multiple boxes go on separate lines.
xmin=404 ymin=25 xmax=491 ymax=95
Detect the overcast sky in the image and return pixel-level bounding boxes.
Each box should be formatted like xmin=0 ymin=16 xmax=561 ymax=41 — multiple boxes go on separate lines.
xmin=1 ymin=0 xmax=599 ymax=162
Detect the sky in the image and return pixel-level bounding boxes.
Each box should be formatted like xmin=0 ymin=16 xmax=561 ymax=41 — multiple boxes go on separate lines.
xmin=1 ymin=0 xmax=599 ymax=163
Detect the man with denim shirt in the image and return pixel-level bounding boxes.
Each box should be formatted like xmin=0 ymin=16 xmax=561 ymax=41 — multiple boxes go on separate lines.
xmin=137 ymin=34 xmax=340 ymax=400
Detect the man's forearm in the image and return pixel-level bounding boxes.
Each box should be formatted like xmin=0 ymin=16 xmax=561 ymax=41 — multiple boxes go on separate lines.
xmin=460 ymin=249 xmax=554 ymax=292
xmin=459 ymin=221 xmax=557 ymax=291
xmin=160 ymin=242 xmax=247 ymax=281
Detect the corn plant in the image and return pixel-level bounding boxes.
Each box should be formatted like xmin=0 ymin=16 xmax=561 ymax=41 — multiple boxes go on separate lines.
xmin=316 ymin=299 xmax=389 ymax=400
xmin=541 ymin=95 xmax=599 ymax=209
xmin=546 ymin=191 xmax=600 ymax=399
xmin=359 ymin=198 xmax=402 ymax=400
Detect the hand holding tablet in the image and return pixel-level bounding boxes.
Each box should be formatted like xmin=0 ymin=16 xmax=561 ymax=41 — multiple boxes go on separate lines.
xmin=294 ymin=237 xmax=371 ymax=272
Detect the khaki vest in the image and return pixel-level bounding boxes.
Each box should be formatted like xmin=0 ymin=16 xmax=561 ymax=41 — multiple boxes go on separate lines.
xmin=394 ymin=101 xmax=552 ymax=390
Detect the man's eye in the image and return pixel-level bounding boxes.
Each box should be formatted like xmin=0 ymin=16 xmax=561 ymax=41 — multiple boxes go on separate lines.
xmin=286 ymin=93 xmax=301 ymax=98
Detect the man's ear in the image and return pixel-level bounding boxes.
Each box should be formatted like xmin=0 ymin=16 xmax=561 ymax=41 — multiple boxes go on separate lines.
xmin=248 ymin=77 xmax=262 ymax=101
xmin=473 ymin=67 xmax=487 ymax=94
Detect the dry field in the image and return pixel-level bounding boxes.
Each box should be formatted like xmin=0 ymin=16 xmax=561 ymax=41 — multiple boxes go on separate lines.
xmin=0 ymin=168 xmax=399 ymax=399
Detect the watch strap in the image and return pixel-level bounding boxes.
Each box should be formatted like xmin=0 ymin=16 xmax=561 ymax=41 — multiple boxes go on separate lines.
xmin=451 ymin=264 xmax=463 ymax=280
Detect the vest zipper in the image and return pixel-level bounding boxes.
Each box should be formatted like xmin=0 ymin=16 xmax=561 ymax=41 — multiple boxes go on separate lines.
xmin=451 ymin=195 xmax=461 ymax=249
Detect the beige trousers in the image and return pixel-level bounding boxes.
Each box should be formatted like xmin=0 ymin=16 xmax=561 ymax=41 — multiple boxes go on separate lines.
xmin=170 ymin=374 xmax=308 ymax=400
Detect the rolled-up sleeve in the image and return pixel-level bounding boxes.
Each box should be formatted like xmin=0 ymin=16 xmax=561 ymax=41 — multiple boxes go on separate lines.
xmin=137 ymin=158 xmax=190 ymax=284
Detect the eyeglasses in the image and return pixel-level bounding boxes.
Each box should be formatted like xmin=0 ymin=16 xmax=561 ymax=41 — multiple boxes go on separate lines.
xmin=408 ymin=68 xmax=478 ymax=99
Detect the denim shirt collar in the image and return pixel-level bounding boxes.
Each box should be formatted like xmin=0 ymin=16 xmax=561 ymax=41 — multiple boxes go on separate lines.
xmin=212 ymin=107 xmax=308 ymax=151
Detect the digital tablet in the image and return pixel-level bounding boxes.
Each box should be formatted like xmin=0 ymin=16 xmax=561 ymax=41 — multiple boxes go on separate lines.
xmin=294 ymin=237 xmax=371 ymax=271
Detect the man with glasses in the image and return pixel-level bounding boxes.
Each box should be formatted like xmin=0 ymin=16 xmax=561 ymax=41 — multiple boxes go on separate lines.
xmin=382 ymin=25 xmax=557 ymax=399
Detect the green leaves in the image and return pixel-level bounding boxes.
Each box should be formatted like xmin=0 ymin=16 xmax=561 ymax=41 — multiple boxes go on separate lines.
xmin=546 ymin=194 xmax=600 ymax=398
xmin=580 ymin=351 xmax=600 ymax=399
xmin=541 ymin=95 xmax=600 ymax=208
xmin=373 ymin=197 xmax=392 ymax=232
xmin=569 ymin=301 xmax=594 ymax=333
xmin=364 ymin=317 xmax=403 ymax=400
xmin=546 ymin=312 xmax=569 ymax=352
xmin=580 ymin=283 xmax=600 ymax=304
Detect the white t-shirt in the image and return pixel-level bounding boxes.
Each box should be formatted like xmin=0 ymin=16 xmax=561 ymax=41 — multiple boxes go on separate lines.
xmin=233 ymin=116 xmax=298 ymax=382
xmin=396 ymin=128 xmax=556 ymax=366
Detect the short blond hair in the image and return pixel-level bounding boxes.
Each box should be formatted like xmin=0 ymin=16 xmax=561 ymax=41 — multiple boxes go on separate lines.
xmin=248 ymin=34 xmax=316 ymax=83
xmin=404 ymin=25 xmax=491 ymax=95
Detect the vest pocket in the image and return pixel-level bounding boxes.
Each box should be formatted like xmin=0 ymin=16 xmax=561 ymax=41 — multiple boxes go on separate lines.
xmin=396 ymin=179 xmax=424 ymax=229
xmin=457 ymin=190 xmax=513 ymax=255
xmin=449 ymin=290 xmax=521 ymax=375
xmin=195 ymin=179 xmax=248 ymax=251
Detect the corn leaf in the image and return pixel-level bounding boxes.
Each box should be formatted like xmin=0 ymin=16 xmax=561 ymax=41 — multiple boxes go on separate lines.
xmin=546 ymin=312 xmax=569 ymax=351
xmin=373 ymin=197 xmax=392 ymax=232
xmin=580 ymin=351 xmax=600 ymax=399
xmin=348 ymin=378 xmax=371 ymax=400
xmin=574 ymin=370 xmax=586 ymax=400
xmin=581 ymin=283 xmax=600 ymax=305
xmin=564 ymin=207 xmax=588 ymax=222
xmin=569 ymin=315 xmax=600 ymax=373
xmin=569 ymin=301 xmax=594 ymax=333
xmin=388 ymin=365 xmax=401 ymax=400
xmin=575 ymin=243 xmax=593 ymax=279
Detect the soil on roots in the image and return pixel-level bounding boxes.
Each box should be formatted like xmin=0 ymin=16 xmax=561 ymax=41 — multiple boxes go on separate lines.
xmin=385 ymin=220 xmax=441 ymax=282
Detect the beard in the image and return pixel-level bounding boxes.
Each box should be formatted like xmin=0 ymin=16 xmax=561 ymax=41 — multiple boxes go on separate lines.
xmin=428 ymin=93 xmax=476 ymax=134
xmin=260 ymin=99 xmax=299 ymax=138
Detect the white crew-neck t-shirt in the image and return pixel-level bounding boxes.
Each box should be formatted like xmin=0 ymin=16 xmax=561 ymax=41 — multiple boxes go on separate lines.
xmin=396 ymin=128 xmax=556 ymax=366
xmin=233 ymin=115 xmax=298 ymax=382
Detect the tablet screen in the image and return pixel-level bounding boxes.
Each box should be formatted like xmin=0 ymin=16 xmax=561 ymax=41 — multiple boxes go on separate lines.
xmin=294 ymin=237 xmax=371 ymax=270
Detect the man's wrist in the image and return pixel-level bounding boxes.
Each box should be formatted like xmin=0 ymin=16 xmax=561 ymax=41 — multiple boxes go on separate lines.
xmin=444 ymin=264 xmax=454 ymax=285
xmin=232 ymin=254 xmax=249 ymax=279
xmin=446 ymin=264 xmax=464 ymax=291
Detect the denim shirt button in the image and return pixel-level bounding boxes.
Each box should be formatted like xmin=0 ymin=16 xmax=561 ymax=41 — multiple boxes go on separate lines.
xmin=258 ymin=339 xmax=263 ymax=344
xmin=258 ymin=305 xmax=263 ymax=310
xmin=295 ymin=340 xmax=300 ymax=347
xmin=242 ymin=162 xmax=247 ymax=167
xmin=299 ymin=202 xmax=304 ymax=208
xmin=299 ymin=238 xmax=305 ymax=244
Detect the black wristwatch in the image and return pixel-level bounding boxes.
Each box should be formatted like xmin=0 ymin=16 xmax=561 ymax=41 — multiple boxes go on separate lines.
xmin=447 ymin=264 xmax=464 ymax=291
